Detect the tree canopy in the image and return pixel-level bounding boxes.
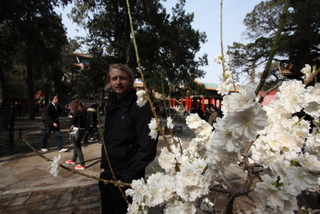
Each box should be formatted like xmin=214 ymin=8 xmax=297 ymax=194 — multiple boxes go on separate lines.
xmin=69 ymin=0 xmax=208 ymax=98
xmin=227 ymin=0 xmax=320 ymax=86
xmin=0 ymin=0 xmax=71 ymax=119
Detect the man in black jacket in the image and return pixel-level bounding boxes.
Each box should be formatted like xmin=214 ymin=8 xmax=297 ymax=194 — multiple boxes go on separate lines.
xmin=40 ymin=95 xmax=68 ymax=153
xmin=99 ymin=64 xmax=158 ymax=214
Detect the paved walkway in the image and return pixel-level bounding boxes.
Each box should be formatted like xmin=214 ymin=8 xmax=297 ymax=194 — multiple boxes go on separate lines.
xmin=0 ymin=115 xmax=250 ymax=214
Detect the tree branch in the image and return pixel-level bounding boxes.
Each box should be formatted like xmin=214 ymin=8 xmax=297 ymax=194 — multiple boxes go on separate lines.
xmin=255 ymin=0 xmax=291 ymax=95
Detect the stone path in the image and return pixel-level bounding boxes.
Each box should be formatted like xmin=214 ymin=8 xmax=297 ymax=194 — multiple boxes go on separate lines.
xmin=0 ymin=116 xmax=255 ymax=214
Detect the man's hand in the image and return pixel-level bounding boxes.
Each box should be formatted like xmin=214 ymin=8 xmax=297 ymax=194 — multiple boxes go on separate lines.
xmin=53 ymin=123 xmax=58 ymax=127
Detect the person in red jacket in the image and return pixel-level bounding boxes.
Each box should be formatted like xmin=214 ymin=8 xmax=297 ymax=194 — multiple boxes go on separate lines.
xmin=99 ymin=64 xmax=158 ymax=214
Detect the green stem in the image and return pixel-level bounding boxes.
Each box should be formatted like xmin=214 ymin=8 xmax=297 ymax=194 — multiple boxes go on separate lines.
xmin=220 ymin=0 xmax=226 ymax=81
xmin=126 ymin=0 xmax=172 ymax=152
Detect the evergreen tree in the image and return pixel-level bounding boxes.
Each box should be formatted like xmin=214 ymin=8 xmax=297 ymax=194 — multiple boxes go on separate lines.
xmin=0 ymin=0 xmax=71 ymax=119
xmin=228 ymin=0 xmax=320 ymax=84
xmin=70 ymin=0 xmax=208 ymax=98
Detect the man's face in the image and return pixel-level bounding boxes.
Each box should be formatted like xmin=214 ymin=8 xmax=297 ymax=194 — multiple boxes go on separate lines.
xmin=108 ymin=68 xmax=132 ymax=100
xmin=52 ymin=96 xmax=59 ymax=104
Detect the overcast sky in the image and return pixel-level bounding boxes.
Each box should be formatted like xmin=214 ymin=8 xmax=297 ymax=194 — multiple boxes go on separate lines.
xmin=58 ymin=0 xmax=263 ymax=84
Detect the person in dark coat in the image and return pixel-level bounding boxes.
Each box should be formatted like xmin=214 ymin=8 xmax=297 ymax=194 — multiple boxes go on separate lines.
xmin=66 ymin=101 xmax=87 ymax=170
xmin=40 ymin=95 xmax=68 ymax=153
xmin=207 ymin=104 xmax=219 ymax=126
xmin=98 ymin=64 xmax=158 ymax=214
xmin=84 ymin=104 xmax=100 ymax=143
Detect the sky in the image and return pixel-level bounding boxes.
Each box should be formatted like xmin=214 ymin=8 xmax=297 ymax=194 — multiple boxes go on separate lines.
xmin=57 ymin=0 xmax=263 ymax=84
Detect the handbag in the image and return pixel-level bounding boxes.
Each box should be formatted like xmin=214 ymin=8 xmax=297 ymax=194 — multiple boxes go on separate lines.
xmin=68 ymin=127 xmax=79 ymax=141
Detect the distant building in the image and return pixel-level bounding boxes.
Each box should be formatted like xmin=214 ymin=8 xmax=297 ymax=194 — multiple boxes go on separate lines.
xmin=134 ymin=81 xmax=237 ymax=113
xmin=73 ymin=52 xmax=92 ymax=71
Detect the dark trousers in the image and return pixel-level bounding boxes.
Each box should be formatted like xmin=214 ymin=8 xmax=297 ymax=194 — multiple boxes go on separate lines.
xmin=41 ymin=126 xmax=63 ymax=150
xmin=98 ymin=178 xmax=131 ymax=214
xmin=84 ymin=126 xmax=99 ymax=142
xmin=71 ymin=129 xmax=85 ymax=166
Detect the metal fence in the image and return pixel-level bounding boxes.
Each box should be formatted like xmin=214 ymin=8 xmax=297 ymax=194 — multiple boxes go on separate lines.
xmin=0 ymin=103 xmax=15 ymax=155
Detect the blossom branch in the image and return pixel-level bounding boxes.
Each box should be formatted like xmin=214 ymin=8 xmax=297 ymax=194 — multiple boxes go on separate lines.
xmin=305 ymin=67 xmax=320 ymax=86
xmin=126 ymin=0 xmax=171 ymax=153
xmin=23 ymin=138 xmax=131 ymax=187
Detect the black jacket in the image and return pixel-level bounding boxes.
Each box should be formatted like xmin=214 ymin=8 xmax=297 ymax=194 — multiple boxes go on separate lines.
xmin=86 ymin=108 xmax=97 ymax=130
xmin=70 ymin=110 xmax=86 ymax=128
xmin=44 ymin=102 xmax=61 ymax=127
xmin=100 ymin=88 xmax=158 ymax=183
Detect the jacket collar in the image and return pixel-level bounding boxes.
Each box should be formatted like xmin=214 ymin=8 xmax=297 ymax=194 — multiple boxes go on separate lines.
xmin=110 ymin=88 xmax=136 ymax=108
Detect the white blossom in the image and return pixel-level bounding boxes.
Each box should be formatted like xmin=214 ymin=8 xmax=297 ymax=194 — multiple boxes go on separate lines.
xmin=295 ymin=153 xmax=320 ymax=172
xmin=49 ymin=154 xmax=61 ymax=176
xmin=136 ymin=90 xmax=147 ymax=107
xmin=185 ymin=113 xmax=203 ymax=129
xmin=200 ymin=198 xmax=214 ymax=212
xmin=129 ymin=76 xmax=320 ymax=214
xmin=303 ymin=101 xmax=320 ymax=118
xmin=166 ymin=116 xmax=174 ymax=129
xmin=300 ymin=64 xmax=313 ymax=80
xmin=148 ymin=118 xmax=158 ymax=140
xmin=126 ymin=178 xmax=147 ymax=204
xmin=158 ymin=147 xmax=176 ymax=174
xmin=226 ymin=103 xmax=268 ymax=140
xmin=214 ymin=53 xmax=223 ymax=64
xmin=217 ymin=81 xmax=233 ymax=96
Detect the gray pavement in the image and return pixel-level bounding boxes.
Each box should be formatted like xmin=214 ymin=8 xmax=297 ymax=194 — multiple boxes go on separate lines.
xmin=0 ymin=115 xmax=251 ymax=214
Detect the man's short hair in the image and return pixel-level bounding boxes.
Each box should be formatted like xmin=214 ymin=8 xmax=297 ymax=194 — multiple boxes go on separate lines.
xmin=50 ymin=94 xmax=59 ymax=101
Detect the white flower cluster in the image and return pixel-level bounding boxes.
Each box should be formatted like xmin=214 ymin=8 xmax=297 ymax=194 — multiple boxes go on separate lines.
xmin=217 ymin=69 xmax=234 ymax=95
xmin=214 ymin=53 xmax=223 ymax=64
xmin=206 ymin=82 xmax=268 ymax=174
xmin=49 ymin=154 xmax=61 ymax=176
xmin=128 ymin=78 xmax=319 ymax=214
xmin=251 ymin=80 xmax=320 ymax=214
xmin=301 ymin=64 xmax=317 ymax=81
xmin=136 ymin=89 xmax=147 ymax=107
xmin=148 ymin=118 xmax=158 ymax=140
xmin=127 ymin=114 xmax=214 ymax=213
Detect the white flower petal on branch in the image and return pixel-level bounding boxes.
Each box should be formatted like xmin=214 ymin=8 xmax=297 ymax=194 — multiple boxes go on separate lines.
xmin=166 ymin=116 xmax=174 ymax=129
xmin=300 ymin=64 xmax=312 ymax=80
xmin=305 ymin=83 xmax=320 ymax=103
xmin=148 ymin=118 xmax=158 ymax=140
xmin=226 ymin=103 xmax=268 ymax=141
xmin=49 ymin=154 xmax=61 ymax=176
xmin=216 ymin=81 xmax=233 ymax=96
xmin=126 ymin=178 xmax=147 ymax=204
xmin=158 ymin=147 xmax=176 ymax=174
xmin=136 ymin=90 xmax=147 ymax=107
xmin=303 ymin=101 xmax=320 ymax=118
xmin=295 ymin=152 xmax=320 ymax=172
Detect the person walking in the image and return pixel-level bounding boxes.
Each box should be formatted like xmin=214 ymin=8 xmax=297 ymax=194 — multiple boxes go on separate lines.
xmin=207 ymin=104 xmax=222 ymax=128
xmin=83 ymin=104 xmax=100 ymax=143
xmin=99 ymin=64 xmax=158 ymax=214
xmin=40 ymin=95 xmax=68 ymax=153
xmin=66 ymin=101 xmax=87 ymax=170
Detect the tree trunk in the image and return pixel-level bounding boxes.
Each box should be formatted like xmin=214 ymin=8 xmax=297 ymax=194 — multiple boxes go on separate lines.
xmin=0 ymin=64 xmax=8 ymax=103
xmin=251 ymin=64 xmax=256 ymax=83
xmin=26 ymin=48 xmax=35 ymax=121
